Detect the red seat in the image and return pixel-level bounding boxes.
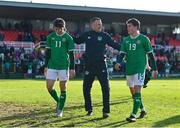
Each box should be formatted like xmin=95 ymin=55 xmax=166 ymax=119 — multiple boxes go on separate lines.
xmin=2 ymin=30 xmax=18 ymax=41
xmin=32 ymin=30 xmax=48 ymax=39
xmin=169 ymin=38 xmax=180 ymax=46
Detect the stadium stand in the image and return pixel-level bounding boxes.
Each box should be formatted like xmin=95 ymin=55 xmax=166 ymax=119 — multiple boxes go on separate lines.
xmin=0 ymin=1 xmax=179 ymax=78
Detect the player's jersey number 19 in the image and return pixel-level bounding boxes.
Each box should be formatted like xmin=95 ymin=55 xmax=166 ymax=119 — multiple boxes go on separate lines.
xmin=129 ymin=43 xmax=136 ymax=51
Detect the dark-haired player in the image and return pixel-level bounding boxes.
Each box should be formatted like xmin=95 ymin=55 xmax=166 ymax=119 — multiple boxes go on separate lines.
xmin=44 ymin=18 xmax=75 ymax=117
xmin=115 ymin=18 xmax=158 ymax=122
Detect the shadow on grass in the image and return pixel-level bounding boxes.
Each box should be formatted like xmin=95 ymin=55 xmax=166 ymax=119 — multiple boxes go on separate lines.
xmin=0 ymin=107 xmax=87 ymax=127
xmin=31 ymin=114 xmax=87 ymax=127
xmin=153 ymin=115 xmax=180 ymax=127
xmin=0 ymin=108 xmax=53 ymax=127
xmin=0 ymin=97 xmax=131 ymax=127
xmin=61 ymin=117 xmax=105 ymax=127
xmin=0 ymin=108 xmax=52 ymax=121
xmin=66 ymin=97 xmax=131 ymax=110
xmin=100 ymin=120 xmax=129 ymax=127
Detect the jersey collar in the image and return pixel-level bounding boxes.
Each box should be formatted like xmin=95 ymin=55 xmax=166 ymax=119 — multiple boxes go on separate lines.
xmin=130 ymin=34 xmax=140 ymax=39
xmin=56 ymin=32 xmax=66 ymax=37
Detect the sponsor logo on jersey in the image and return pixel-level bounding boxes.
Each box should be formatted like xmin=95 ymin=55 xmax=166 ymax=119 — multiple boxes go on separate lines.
xmin=98 ymin=36 xmax=102 ymax=41
xmin=62 ymin=38 xmax=66 ymax=42
xmin=88 ymin=36 xmax=91 ymax=39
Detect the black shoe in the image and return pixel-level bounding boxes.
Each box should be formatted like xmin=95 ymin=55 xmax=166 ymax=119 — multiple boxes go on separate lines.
xmin=86 ymin=111 xmax=93 ymax=116
xmin=143 ymin=69 xmax=151 ymax=88
xmin=139 ymin=111 xmax=147 ymax=118
xmin=103 ymin=113 xmax=109 ymax=118
xmin=126 ymin=115 xmax=136 ymax=122
xmin=143 ymin=85 xmax=148 ymax=88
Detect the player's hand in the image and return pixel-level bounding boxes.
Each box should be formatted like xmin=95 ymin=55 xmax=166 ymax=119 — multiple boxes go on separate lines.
xmin=152 ymin=70 xmax=158 ymax=78
xmin=113 ymin=50 xmax=119 ymax=55
xmin=69 ymin=69 xmax=75 ymax=79
xmin=44 ymin=67 xmax=48 ymax=77
xmin=115 ymin=63 xmax=121 ymax=71
xmin=146 ymin=65 xmax=151 ymax=71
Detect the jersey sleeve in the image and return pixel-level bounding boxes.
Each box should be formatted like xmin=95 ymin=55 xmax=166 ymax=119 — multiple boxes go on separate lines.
xmin=73 ymin=32 xmax=87 ymax=44
xmin=120 ymin=39 xmax=127 ymax=54
xmin=105 ymin=33 xmax=121 ymax=50
xmin=67 ymin=34 xmax=75 ymax=51
xmin=46 ymin=35 xmax=51 ymax=49
xmin=143 ymin=36 xmax=153 ymax=53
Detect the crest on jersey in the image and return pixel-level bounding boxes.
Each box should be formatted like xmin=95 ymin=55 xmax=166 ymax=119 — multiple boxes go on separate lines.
xmin=102 ymin=70 xmax=106 ymax=73
xmin=98 ymin=36 xmax=102 ymax=41
xmin=62 ymin=38 xmax=66 ymax=42
xmin=136 ymin=40 xmax=141 ymax=44
xmin=88 ymin=36 xmax=91 ymax=39
xmin=85 ymin=71 xmax=89 ymax=75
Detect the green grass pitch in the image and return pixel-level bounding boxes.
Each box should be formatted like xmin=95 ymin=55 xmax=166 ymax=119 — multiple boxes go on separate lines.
xmin=0 ymin=79 xmax=180 ymax=127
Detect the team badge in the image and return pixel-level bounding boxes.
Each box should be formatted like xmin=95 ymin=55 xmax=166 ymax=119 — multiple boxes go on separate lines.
xmin=136 ymin=40 xmax=141 ymax=44
xmin=88 ymin=36 xmax=91 ymax=39
xmin=98 ymin=36 xmax=102 ymax=41
xmin=85 ymin=71 xmax=89 ymax=75
xmin=102 ymin=70 xmax=106 ymax=73
xmin=62 ymin=38 xmax=66 ymax=42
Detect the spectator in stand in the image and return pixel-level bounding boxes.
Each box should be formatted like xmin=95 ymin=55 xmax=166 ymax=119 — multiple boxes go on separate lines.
xmin=7 ymin=22 xmax=12 ymax=30
xmin=24 ymin=32 xmax=33 ymax=42
xmin=0 ymin=22 xmax=4 ymax=30
xmin=156 ymin=59 xmax=165 ymax=77
xmin=14 ymin=22 xmax=20 ymax=31
xmin=155 ymin=33 xmax=162 ymax=45
xmin=40 ymin=34 xmax=47 ymax=41
xmin=19 ymin=47 xmax=25 ymax=53
xmin=107 ymin=57 xmax=113 ymax=79
xmin=0 ymin=32 xmax=4 ymax=41
xmin=17 ymin=32 xmax=23 ymax=41
xmin=27 ymin=61 xmax=33 ymax=78
xmin=75 ymin=58 xmax=81 ymax=76
xmin=0 ymin=45 xmax=4 ymax=63
xmin=10 ymin=46 xmax=15 ymax=55
xmin=112 ymin=33 xmax=121 ymax=43
xmin=165 ymin=60 xmax=171 ymax=77
xmin=4 ymin=59 xmax=11 ymax=78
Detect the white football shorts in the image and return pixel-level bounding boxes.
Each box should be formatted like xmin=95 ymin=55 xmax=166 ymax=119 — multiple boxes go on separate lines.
xmin=46 ymin=69 xmax=69 ymax=81
xmin=126 ymin=73 xmax=145 ymax=87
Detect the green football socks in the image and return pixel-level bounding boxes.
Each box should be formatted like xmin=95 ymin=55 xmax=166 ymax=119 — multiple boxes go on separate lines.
xmin=140 ymin=98 xmax=145 ymax=111
xmin=50 ymin=89 xmax=59 ymax=103
xmin=132 ymin=93 xmax=141 ymax=115
xmin=59 ymin=91 xmax=66 ymax=111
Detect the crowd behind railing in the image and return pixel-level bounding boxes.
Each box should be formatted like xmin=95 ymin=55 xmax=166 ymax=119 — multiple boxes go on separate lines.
xmin=0 ymin=41 xmax=179 ymax=79
xmin=0 ymin=22 xmax=180 ymax=78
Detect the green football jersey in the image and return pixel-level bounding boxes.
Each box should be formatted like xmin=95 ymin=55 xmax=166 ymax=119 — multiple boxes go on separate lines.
xmin=120 ymin=34 xmax=153 ymax=75
xmin=46 ymin=32 xmax=74 ymax=70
